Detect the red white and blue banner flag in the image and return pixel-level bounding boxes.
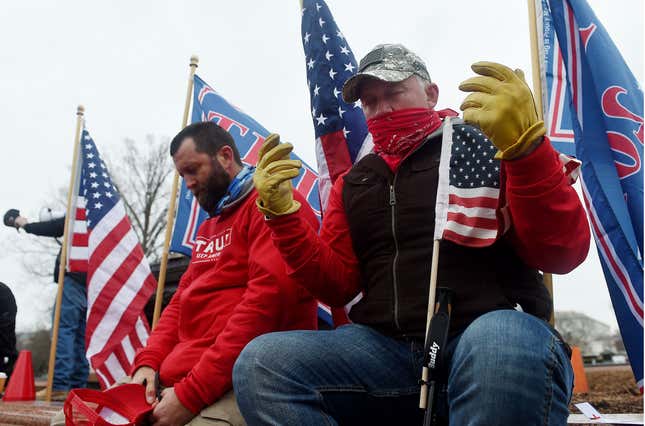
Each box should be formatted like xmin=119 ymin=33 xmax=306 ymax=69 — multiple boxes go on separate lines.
xmin=536 ymin=0 xmax=576 ymax=156
xmin=169 ymin=75 xmax=331 ymax=324
xmin=68 ymin=127 xmax=156 ymax=388
xmin=170 ymin=75 xmax=321 ymax=257
xmin=540 ymin=0 xmax=643 ymax=390
xmin=301 ymin=0 xmax=371 ymax=210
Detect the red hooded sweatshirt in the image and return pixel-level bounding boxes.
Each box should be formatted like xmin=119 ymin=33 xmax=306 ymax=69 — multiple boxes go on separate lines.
xmin=132 ymin=189 xmax=318 ymax=414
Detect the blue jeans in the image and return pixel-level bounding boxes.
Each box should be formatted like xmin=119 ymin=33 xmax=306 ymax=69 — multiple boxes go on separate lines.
xmin=52 ymin=275 xmax=89 ymax=390
xmin=233 ymin=310 xmax=573 ymax=425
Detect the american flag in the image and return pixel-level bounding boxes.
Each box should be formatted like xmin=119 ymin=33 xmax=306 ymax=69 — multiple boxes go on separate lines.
xmin=301 ymin=0 xmax=371 ymax=210
xmin=434 ymin=119 xmax=581 ymax=247
xmin=67 ymin=128 xmax=156 ymax=388
xmin=434 ymin=120 xmax=505 ymax=247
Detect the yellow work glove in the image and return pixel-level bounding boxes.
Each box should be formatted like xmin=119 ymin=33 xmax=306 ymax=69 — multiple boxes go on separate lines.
xmin=253 ymin=133 xmax=302 ymax=218
xmin=459 ymin=61 xmax=546 ymax=160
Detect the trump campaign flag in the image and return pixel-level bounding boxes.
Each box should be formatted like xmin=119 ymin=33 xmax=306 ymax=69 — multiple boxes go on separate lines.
xmin=169 ymin=75 xmax=332 ymax=323
xmin=541 ymin=0 xmax=644 ymax=389
xmin=536 ymin=0 xmax=576 ymax=156
xmin=67 ymin=127 xmax=156 ymax=388
xmin=170 ymin=75 xmax=321 ymax=256
xmin=301 ymin=0 xmax=371 ymax=210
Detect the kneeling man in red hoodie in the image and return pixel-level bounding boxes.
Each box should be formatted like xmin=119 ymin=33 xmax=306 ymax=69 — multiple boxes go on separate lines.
xmin=132 ymin=122 xmax=319 ymax=426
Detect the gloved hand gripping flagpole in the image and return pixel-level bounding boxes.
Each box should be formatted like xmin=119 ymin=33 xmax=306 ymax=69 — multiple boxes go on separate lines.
xmin=151 ymin=55 xmax=199 ymax=329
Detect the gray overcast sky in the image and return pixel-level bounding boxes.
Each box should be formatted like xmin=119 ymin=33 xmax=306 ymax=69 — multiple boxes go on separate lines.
xmin=0 ymin=1 xmax=642 ymax=332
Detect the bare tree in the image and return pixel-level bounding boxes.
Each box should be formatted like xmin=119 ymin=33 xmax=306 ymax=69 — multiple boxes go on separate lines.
xmin=108 ymin=135 xmax=173 ymax=263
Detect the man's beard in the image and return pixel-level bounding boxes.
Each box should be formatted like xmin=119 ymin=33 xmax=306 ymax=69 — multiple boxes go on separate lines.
xmin=195 ymin=161 xmax=231 ymax=216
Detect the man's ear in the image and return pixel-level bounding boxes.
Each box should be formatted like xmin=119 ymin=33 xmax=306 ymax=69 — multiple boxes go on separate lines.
xmin=426 ymin=82 xmax=439 ymax=110
xmin=216 ymin=145 xmax=235 ymax=169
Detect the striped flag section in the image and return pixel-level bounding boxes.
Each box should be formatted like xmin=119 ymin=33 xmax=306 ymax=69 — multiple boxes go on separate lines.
xmin=67 ymin=127 xmax=156 ymax=388
xmin=67 ymin=197 xmax=89 ymax=272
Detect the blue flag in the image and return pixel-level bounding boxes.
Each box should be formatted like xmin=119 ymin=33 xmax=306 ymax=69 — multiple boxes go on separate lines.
xmin=169 ymin=75 xmax=332 ymax=324
xmin=170 ymin=75 xmax=321 ymax=255
xmin=544 ymin=0 xmax=643 ymax=390
xmin=537 ymin=0 xmax=576 ymax=156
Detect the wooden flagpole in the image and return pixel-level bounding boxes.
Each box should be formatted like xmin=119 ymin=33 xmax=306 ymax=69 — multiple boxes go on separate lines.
xmin=44 ymin=105 xmax=85 ymax=402
xmin=527 ymin=0 xmax=555 ymax=325
xmin=151 ymin=55 xmax=199 ymax=329
xmin=419 ymin=239 xmax=441 ymax=409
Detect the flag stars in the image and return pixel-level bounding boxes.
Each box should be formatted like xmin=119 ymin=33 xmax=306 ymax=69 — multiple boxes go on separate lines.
xmin=336 ymin=30 xmax=344 ymax=39
xmin=340 ymin=45 xmax=350 ymax=55
xmin=344 ymin=62 xmax=355 ymax=72
xmin=103 ymin=182 xmax=111 ymax=188
xmin=94 ymin=202 xmax=103 ymax=209
xmin=307 ymin=58 xmax=315 ymax=69
xmin=89 ymin=172 xmax=97 ymax=178
xmin=105 ymin=192 xmax=113 ymax=198
xmin=102 ymin=173 xmax=108 ymax=178
xmin=312 ymin=107 xmax=316 ymax=117
xmin=91 ymin=182 xmax=99 ymax=188
xmin=304 ymin=32 xmax=311 ymax=43
xmin=85 ymin=144 xmax=92 ymax=149
xmin=333 ymin=87 xmax=341 ymax=98
xmin=88 ymin=162 xmax=96 ymax=168
xmin=325 ymin=50 xmax=334 ymax=61
xmin=86 ymin=153 xmax=94 ymax=159
xmin=338 ymin=106 xmax=345 ymax=118
xmin=319 ymin=17 xmax=326 ymax=27
xmin=353 ymin=99 xmax=362 ymax=109
xmin=93 ymin=192 xmax=100 ymax=199
xmin=316 ymin=113 xmax=328 ymax=126
xmin=313 ymin=84 xmax=320 ymax=96
xmin=316 ymin=2 xmax=322 ymax=11
xmin=342 ymin=127 xmax=350 ymax=138
xmin=322 ymin=34 xmax=329 ymax=44
xmin=329 ymin=68 xmax=337 ymax=79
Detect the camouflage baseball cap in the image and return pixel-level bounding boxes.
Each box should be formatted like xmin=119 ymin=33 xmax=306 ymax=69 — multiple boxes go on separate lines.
xmin=342 ymin=44 xmax=431 ymax=103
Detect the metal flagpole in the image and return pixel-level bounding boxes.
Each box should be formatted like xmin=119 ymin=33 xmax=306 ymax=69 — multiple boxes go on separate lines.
xmin=44 ymin=105 xmax=85 ymax=402
xmin=527 ymin=0 xmax=555 ymax=325
xmin=151 ymin=55 xmax=199 ymax=329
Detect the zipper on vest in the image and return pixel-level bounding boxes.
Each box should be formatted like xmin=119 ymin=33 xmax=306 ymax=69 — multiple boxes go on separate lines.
xmin=390 ymin=179 xmax=401 ymax=331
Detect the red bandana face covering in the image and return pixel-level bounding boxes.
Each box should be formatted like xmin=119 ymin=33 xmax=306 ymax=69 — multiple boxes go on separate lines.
xmin=367 ymin=107 xmax=456 ymax=171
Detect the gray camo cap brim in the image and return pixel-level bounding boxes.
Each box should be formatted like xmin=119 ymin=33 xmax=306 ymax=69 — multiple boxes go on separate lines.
xmin=342 ymin=69 xmax=415 ymax=103
xmin=342 ymin=44 xmax=430 ymax=103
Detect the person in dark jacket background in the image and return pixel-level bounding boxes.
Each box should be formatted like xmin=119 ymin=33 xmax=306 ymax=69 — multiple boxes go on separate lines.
xmin=0 ymin=282 xmax=18 ymax=381
xmin=4 ymin=208 xmax=88 ymax=401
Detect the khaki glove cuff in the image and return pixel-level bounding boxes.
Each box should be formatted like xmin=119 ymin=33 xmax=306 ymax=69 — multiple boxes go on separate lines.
xmin=495 ymin=121 xmax=546 ymax=160
xmin=256 ymin=198 xmax=301 ymax=218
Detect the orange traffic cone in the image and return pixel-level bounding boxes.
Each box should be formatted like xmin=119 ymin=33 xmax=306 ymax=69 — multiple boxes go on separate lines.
xmin=2 ymin=350 xmax=35 ymax=401
xmin=570 ymin=346 xmax=589 ymax=394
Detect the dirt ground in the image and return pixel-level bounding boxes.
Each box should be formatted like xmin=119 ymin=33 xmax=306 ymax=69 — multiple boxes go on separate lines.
xmin=570 ymin=365 xmax=643 ymax=414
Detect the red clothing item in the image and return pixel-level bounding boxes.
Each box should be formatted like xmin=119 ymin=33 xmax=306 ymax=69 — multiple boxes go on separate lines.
xmin=132 ymin=189 xmax=318 ymax=414
xmin=266 ymin=137 xmax=590 ymax=307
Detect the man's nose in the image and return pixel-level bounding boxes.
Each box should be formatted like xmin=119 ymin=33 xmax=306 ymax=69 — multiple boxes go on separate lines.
xmin=185 ymin=177 xmax=197 ymax=190
xmin=374 ymin=99 xmax=394 ymax=116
